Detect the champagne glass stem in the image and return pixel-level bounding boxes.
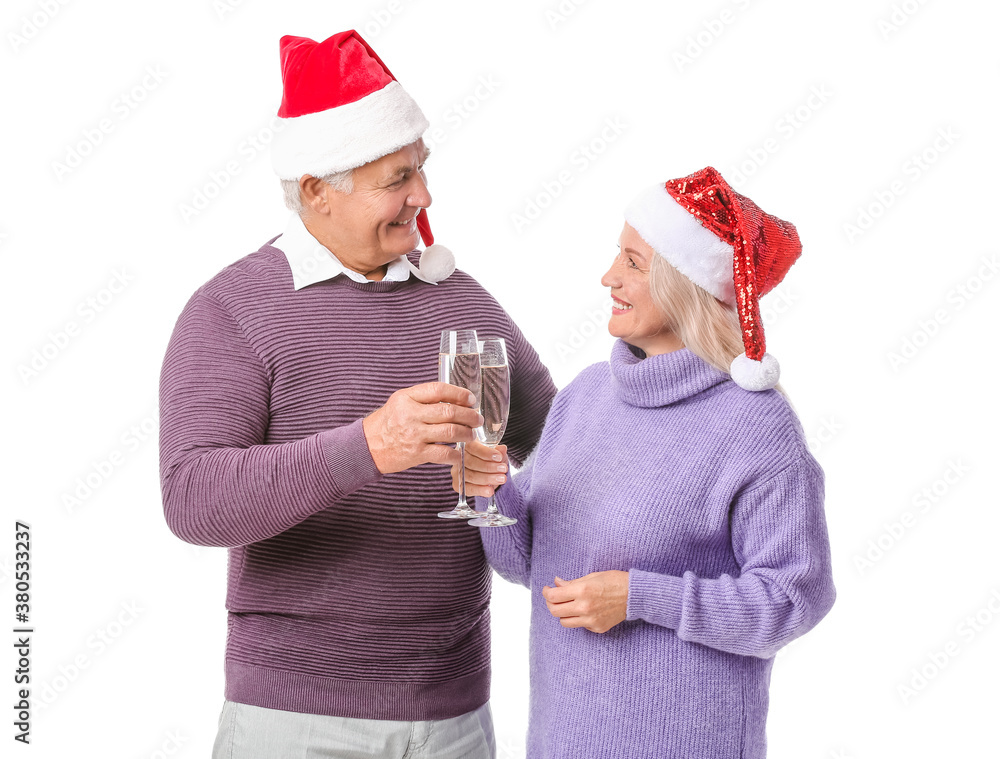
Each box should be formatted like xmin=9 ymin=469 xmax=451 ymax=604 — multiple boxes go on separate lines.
xmin=458 ymin=442 xmax=469 ymax=507
xmin=484 ymin=445 xmax=500 ymax=520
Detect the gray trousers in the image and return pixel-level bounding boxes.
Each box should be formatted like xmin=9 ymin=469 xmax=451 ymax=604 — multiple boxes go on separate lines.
xmin=212 ymin=700 xmax=496 ymax=759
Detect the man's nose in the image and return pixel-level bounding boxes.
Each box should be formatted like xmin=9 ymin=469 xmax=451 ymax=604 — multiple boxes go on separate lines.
xmin=409 ymin=172 xmax=432 ymax=208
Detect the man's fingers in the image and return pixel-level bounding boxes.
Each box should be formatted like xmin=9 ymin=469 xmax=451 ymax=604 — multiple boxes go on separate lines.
xmin=366 ymin=383 xmax=484 ymax=474
xmin=424 ymin=423 xmax=480 ymax=446
xmin=423 ymin=444 xmax=464 ymax=467
xmin=420 ymin=402 xmax=484 ymax=431
xmin=406 ymin=381 xmax=478 ymax=407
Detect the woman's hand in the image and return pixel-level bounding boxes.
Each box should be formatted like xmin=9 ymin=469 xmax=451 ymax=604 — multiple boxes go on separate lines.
xmin=542 ymin=571 xmax=629 ymax=633
xmin=450 ymin=440 xmax=508 ymax=498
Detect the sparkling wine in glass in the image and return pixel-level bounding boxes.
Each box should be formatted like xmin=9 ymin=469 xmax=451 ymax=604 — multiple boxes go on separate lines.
xmin=470 ymin=338 xmax=517 ymax=527
xmin=437 ymin=329 xmax=486 ymax=519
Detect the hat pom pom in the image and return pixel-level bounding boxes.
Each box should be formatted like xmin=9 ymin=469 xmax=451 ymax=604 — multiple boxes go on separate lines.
xmin=415 ymin=243 xmax=455 ymax=283
xmin=730 ymin=352 xmax=780 ymax=391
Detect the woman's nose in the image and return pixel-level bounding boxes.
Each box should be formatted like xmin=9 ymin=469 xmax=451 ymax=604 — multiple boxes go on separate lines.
xmin=601 ymin=257 xmax=621 ymax=288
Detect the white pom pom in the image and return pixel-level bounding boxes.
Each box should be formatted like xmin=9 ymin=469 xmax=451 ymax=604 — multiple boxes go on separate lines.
xmin=412 ymin=243 xmax=455 ymax=283
xmin=729 ymin=352 xmax=780 ymax=391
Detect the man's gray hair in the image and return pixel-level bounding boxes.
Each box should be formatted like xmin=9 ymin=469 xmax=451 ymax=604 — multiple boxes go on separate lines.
xmin=281 ymin=168 xmax=355 ymax=214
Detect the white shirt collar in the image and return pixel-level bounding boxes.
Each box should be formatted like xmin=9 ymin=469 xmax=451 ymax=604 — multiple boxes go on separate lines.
xmin=273 ymin=213 xmax=434 ymax=290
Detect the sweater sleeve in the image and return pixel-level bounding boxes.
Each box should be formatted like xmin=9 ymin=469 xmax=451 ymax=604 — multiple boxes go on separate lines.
xmin=477 ymin=453 xmax=537 ymax=588
xmin=158 ymin=291 xmax=381 ymax=547
xmin=625 ymin=456 xmax=835 ymax=659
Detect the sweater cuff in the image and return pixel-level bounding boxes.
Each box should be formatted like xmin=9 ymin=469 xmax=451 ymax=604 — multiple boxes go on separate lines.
xmin=626 ymin=569 xmax=685 ymax=630
xmin=317 ymin=419 xmax=382 ymax=499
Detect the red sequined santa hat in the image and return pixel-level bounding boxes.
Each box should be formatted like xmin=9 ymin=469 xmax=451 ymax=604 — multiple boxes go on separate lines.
xmin=624 ymin=167 xmax=802 ymax=391
xmin=271 ymin=30 xmax=453 ymax=281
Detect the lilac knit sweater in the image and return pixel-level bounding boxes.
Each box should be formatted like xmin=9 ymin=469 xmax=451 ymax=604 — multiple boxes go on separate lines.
xmin=158 ymin=239 xmax=556 ymax=721
xmin=481 ymin=341 xmax=835 ymax=758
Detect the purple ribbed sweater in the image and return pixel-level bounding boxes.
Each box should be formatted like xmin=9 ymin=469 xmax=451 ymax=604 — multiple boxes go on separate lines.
xmin=481 ymin=341 xmax=835 ymax=758
xmin=158 ymin=239 xmax=556 ymax=721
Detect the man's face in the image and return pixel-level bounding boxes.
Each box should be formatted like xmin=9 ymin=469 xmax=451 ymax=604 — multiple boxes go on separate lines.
xmin=317 ymin=140 xmax=432 ymax=277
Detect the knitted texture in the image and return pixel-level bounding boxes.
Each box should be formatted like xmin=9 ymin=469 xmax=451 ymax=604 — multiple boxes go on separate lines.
xmin=159 ymin=240 xmax=556 ymax=721
xmin=480 ymin=340 xmax=835 ymax=758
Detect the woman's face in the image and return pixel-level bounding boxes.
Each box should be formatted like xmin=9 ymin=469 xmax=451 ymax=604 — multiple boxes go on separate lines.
xmin=600 ymin=224 xmax=683 ymax=357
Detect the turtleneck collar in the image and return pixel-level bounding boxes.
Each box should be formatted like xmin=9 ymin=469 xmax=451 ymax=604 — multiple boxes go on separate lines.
xmin=610 ymin=339 xmax=729 ymax=408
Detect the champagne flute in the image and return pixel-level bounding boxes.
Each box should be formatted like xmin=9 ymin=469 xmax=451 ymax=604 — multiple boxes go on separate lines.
xmin=470 ymin=338 xmax=517 ymax=527
xmin=437 ymin=329 xmax=486 ymax=519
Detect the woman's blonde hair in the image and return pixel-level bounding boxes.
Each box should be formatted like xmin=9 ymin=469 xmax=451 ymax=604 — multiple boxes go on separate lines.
xmin=647 ymin=253 xmax=785 ymax=394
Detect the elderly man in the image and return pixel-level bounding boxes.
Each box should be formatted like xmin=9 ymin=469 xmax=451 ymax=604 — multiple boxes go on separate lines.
xmin=159 ymin=31 xmax=555 ymax=758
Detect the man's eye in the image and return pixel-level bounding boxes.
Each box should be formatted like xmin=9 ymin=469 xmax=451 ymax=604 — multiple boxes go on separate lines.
xmin=628 ymin=258 xmax=638 ymax=269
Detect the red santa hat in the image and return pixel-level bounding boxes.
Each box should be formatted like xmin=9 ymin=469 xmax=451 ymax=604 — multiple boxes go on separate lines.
xmin=271 ymin=30 xmax=452 ymax=280
xmin=624 ymin=167 xmax=802 ymax=391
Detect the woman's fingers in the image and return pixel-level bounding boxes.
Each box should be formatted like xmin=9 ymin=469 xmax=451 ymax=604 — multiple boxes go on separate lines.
xmin=450 ymin=441 xmax=507 ymax=496
xmin=450 ymin=442 xmax=508 ymax=496
xmin=464 ymin=442 xmax=508 ymax=471
xmin=541 ymin=572 xmax=629 ymax=634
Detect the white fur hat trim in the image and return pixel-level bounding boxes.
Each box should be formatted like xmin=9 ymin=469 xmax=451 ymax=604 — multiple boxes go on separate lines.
xmin=271 ymin=81 xmax=429 ymax=180
xmin=624 ymin=183 xmax=737 ymax=306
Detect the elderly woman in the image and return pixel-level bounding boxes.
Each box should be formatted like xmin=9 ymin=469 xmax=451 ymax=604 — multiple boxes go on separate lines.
xmin=459 ymin=167 xmax=836 ymax=758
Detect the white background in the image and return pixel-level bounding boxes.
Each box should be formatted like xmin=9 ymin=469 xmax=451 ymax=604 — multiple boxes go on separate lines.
xmin=4 ymin=0 xmax=999 ymax=756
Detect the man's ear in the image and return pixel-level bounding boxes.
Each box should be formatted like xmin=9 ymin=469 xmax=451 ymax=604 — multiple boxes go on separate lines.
xmin=299 ymin=175 xmax=329 ymax=215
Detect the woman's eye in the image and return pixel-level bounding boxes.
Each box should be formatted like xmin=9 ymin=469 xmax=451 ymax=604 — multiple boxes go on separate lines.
xmin=627 ymin=258 xmax=638 ymax=269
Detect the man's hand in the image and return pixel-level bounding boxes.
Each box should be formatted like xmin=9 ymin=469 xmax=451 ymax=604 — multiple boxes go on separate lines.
xmin=362 ymin=382 xmax=483 ymax=474
xmin=541 ymin=571 xmax=630 ymax=634
xmin=451 ymin=440 xmax=508 ymax=498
